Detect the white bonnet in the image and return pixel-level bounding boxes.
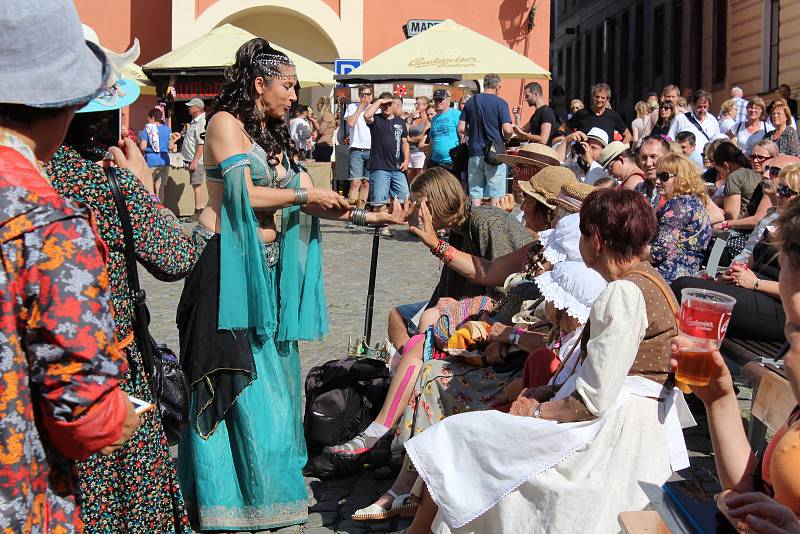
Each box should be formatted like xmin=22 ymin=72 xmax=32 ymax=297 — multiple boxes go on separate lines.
xmin=540 ymin=213 xmax=582 ymax=265
xmin=534 ymin=261 xmax=607 ymax=323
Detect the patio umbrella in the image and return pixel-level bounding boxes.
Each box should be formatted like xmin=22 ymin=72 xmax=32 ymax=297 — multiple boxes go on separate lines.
xmin=122 ymin=62 xmax=157 ymax=96
xmin=336 ymin=19 xmax=550 ymax=83
xmin=143 ymin=24 xmax=335 ymax=86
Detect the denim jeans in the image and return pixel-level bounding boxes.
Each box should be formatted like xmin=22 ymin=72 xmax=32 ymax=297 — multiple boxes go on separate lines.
xmin=369 ymin=169 xmax=410 ymax=206
xmin=348 ymin=148 xmax=370 ymax=180
xmin=467 ymin=156 xmax=507 ymax=199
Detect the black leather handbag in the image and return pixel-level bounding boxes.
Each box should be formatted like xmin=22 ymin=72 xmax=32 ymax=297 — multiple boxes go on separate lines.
xmin=105 ymin=167 xmax=190 ymax=445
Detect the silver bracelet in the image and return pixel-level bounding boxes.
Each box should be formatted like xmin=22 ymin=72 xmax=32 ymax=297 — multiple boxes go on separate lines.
xmin=349 ymin=208 xmax=368 ymax=226
xmin=294 ymin=188 xmax=308 ymax=205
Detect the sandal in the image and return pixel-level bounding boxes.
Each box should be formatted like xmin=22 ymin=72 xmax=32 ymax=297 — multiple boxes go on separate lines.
xmin=323 ymin=431 xmax=392 ymax=462
xmin=352 ymin=489 xmax=419 ymax=521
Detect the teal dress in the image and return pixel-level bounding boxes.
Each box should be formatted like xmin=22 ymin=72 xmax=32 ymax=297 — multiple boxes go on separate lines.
xmin=178 ymin=141 xmax=328 ymax=531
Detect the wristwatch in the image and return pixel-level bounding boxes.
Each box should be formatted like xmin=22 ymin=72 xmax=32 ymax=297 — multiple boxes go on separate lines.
xmin=532 ymin=403 xmax=543 ymax=419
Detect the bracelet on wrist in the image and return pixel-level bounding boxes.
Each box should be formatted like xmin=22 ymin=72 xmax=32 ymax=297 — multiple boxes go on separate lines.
xmin=721 ymin=220 xmax=729 ymax=230
xmin=348 ymin=208 xmax=368 ymax=226
xmin=753 ymin=278 xmax=760 ymax=291
xmin=294 ymin=187 xmax=308 ymax=205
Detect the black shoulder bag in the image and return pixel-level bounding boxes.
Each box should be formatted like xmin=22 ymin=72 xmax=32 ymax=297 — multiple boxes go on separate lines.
xmin=475 ymin=94 xmax=507 ymax=165
xmin=684 ymin=112 xmax=712 ymax=142
xmin=104 ymin=167 xmax=190 ymax=445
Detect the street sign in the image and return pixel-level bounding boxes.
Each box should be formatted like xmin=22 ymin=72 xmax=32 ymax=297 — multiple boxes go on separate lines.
xmin=334 ymin=58 xmax=362 ymax=78
xmin=403 ymin=19 xmax=443 ymax=38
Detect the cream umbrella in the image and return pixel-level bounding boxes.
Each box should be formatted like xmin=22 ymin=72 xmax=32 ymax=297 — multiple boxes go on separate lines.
xmin=121 ymin=62 xmax=157 ymax=96
xmin=143 ymin=24 xmax=334 ymax=86
xmin=337 ymin=19 xmax=550 ymax=83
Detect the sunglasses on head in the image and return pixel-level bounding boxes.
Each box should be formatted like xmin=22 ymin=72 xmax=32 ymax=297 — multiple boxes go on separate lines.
xmin=777 ymin=183 xmax=798 ymax=198
xmin=656 ymin=172 xmax=675 ymax=183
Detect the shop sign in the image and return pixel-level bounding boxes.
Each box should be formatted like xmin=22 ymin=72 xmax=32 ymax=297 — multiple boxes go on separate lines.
xmin=172 ymin=79 xmax=222 ymax=100
xmin=404 ymin=19 xmax=443 ymax=38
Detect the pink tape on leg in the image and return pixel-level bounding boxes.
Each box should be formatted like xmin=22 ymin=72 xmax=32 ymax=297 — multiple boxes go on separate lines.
xmin=402 ymin=334 xmax=425 ymax=355
xmin=384 ymin=364 xmax=416 ymax=426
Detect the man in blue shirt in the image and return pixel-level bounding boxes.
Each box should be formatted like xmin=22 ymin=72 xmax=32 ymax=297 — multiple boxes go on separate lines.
xmin=428 ymin=89 xmax=462 ymax=171
xmin=459 ymin=73 xmax=513 ymax=206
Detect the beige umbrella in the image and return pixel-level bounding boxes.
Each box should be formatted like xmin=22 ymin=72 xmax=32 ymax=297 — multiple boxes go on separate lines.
xmin=143 ymin=24 xmax=334 ymax=86
xmin=337 ymin=19 xmax=550 ymax=83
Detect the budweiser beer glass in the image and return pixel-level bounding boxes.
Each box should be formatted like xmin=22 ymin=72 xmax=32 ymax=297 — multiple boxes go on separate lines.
xmin=676 ymin=288 xmax=736 ymax=386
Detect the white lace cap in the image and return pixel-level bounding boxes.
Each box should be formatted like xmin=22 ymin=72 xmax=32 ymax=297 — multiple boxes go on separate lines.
xmin=542 ymin=213 xmax=582 ymax=265
xmin=534 ymin=261 xmax=607 ymax=323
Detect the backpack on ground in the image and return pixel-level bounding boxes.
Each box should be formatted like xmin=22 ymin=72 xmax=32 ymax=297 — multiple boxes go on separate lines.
xmin=303 ymin=357 xmax=390 ymax=478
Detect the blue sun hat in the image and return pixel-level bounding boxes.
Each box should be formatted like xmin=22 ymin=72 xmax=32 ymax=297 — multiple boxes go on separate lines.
xmin=77 ymin=24 xmax=141 ymax=113
xmin=0 ymin=0 xmax=110 ymax=108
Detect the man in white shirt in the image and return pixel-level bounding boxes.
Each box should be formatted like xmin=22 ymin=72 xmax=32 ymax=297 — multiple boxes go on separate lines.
xmin=344 ymin=85 xmax=373 ymax=213
xmin=181 ymin=97 xmax=206 ymax=219
xmin=668 ymin=90 xmax=720 ymax=155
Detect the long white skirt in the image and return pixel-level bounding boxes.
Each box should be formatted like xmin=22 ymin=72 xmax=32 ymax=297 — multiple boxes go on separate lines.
xmin=406 ymin=377 xmax=692 ymax=534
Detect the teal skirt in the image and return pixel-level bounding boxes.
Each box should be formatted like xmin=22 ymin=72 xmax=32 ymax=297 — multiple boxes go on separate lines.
xmin=178 ymin=265 xmax=308 ymax=531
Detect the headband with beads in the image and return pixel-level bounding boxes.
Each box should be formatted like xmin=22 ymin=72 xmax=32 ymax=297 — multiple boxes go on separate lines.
xmin=254 ymin=53 xmax=297 ymax=81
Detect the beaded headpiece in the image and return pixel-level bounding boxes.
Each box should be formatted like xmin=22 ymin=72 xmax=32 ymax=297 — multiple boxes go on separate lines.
xmin=254 ymin=53 xmax=297 ymax=81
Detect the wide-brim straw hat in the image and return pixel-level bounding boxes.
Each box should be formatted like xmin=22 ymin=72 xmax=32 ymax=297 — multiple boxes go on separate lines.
xmin=550 ymin=181 xmax=596 ymax=213
xmin=496 ymin=143 xmax=561 ymax=169
xmin=0 ymin=0 xmax=110 ymax=108
xmin=598 ymin=141 xmax=629 ymax=169
xmin=519 ymin=166 xmax=578 ymax=209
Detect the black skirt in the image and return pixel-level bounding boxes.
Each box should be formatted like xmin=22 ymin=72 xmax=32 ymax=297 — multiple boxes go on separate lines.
xmin=177 ymin=234 xmax=256 ymax=438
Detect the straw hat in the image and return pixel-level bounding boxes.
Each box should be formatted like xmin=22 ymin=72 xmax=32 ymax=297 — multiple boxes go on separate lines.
xmin=496 ymin=143 xmax=560 ymax=169
xmin=598 ymin=141 xmax=629 ymax=169
xmin=518 ymin=166 xmax=578 ymax=208
xmin=550 ymin=182 xmax=596 ymax=213
xmin=0 ymin=0 xmax=110 ymax=108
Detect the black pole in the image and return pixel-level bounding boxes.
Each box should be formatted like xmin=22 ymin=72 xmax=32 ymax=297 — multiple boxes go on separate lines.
xmin=364 ymin=225 xmax=382 ymax=345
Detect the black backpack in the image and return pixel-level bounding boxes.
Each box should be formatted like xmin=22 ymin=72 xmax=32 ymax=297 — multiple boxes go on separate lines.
xmin=303 ymin=357 xmax=391 ymax=478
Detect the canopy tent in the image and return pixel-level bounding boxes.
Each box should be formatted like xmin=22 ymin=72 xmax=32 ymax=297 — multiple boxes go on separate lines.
xmin=121 ymin=62 xmax=156 ymax=96
xmin=143 ymin=24 xmax=335 ymax=87
xmin=336 ymin=19 xmax=550 ymax=83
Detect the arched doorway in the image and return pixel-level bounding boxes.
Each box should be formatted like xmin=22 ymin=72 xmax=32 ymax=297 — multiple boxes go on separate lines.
xmin=218 ymin=6 xmax=339 ymax=64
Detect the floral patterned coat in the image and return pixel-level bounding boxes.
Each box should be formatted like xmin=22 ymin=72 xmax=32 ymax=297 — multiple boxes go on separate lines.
xmin=651 ymin=194 xmax=712 ymax=283
xmin=0 ymin=140 xmax=126 ymax=533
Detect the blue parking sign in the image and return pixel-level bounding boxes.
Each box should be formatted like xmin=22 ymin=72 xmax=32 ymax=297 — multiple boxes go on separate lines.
xmin=334 ymin=58 xmax=362 ymax=77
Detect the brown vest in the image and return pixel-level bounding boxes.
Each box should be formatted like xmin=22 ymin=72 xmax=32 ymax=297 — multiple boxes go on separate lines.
xmin=581 ymin=262 xmax=679 ymax=384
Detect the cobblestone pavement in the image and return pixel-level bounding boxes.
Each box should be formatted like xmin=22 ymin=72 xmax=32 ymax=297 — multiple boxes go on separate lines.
xmin=143 ymin=220 xmax=750 ymax=534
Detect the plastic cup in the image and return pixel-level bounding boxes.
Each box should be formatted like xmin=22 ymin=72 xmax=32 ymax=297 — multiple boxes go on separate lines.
xmin=676 ymin=288 xmax=736 ymax=386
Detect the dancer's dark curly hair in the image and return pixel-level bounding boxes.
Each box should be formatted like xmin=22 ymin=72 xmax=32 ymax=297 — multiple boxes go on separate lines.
xmin=210 ymin=38 xmax=299 ymax=162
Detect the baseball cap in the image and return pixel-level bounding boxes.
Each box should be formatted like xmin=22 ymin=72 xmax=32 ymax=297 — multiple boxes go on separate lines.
xmin=186 ymin=97 xmax=205 ymax=108
xmin=433 ymin=89 xmax=450 ymax=100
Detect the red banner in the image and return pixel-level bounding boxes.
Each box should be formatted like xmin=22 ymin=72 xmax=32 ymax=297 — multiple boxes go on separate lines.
xmin=172 ymin=79 xmax=222 ymax=100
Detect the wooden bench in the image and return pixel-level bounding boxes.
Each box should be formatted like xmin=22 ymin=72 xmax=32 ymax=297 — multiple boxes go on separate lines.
xmin=620 ymin=365 xmax=794 ymax=533
xmin=720 ymin=337 xmax=785 ymax=386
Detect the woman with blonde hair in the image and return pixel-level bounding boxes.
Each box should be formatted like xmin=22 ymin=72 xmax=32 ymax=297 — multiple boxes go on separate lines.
xmin=718 ymin=99 xmax=739 ymax=136
xmin=649 ymin=153 xmax=712 ymax=282
xmin=727 ymin=97 xmax=767 ymax=155
xmin=310 ymin=96 xmax=335 ymax=161
xmin=631 ymin=101 xmax=650 ymax=145
xmin=408 ymin=96 xmax=432 ymax=182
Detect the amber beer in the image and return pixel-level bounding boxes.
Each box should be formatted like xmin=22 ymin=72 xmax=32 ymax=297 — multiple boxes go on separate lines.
xmin=676 ymin=288 xmax=736 ymax=386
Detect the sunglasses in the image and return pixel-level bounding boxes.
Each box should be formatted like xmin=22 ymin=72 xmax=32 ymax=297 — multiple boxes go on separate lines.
xmin=360 ymin=92 xmax=373 ymax=97
xmin=751 ymin=154 xmax=770 ymax=162
xmin=656 ymin=172 xmax=675 ymax=183
xmin=777 ymin=183 xmax=798 ymax=198
xmin=766 ymin=165 xmax=782 ymax=177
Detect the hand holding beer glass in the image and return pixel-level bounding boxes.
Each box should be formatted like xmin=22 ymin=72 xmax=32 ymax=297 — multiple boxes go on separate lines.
xmin=674 ymin=288 xmax=736 ymax=386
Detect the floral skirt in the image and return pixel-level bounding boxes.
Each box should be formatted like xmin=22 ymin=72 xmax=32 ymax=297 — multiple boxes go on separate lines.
xmin=74 ymin=341 xmax=191 ymax=533
xmin=393 ymin=357 xmax=523 ymax=451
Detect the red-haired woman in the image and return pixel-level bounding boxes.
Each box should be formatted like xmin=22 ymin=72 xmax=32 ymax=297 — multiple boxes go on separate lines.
xmin=401 ymin=189 xmax=692 ymax=534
